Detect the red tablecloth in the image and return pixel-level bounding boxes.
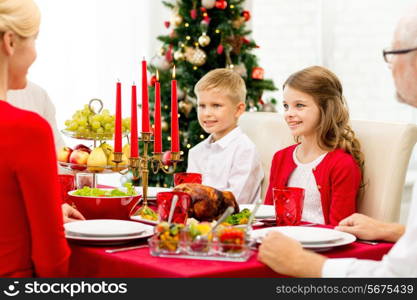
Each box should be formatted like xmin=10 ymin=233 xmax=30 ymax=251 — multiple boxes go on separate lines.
xmin=68 ymin=234 xmax=393 ymax=278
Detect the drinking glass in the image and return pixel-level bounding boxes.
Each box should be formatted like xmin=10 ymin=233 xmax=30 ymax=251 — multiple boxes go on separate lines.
xmin=273 ymin=187 xmax=305 ymax=226
xmin=156 ymin=191 xmax=191 ymax=224
xmin=58 ymin=174 xmax=75 ymax=203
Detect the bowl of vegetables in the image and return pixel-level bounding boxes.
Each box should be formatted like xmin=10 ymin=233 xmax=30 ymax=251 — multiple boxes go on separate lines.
xmin=67 ymin=183 xmax=140 ymax=220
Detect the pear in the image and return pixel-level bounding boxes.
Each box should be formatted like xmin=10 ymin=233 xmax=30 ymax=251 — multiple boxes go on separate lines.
xmin=100 ymin=142 xmax=114 ymax=159
xmin=122 ymin=144 xmax=131 ymax=159
xmin=108 ymin=151 xmax=129 ymax=172
xmin=87 ymin=147 xmax=107 ymax=172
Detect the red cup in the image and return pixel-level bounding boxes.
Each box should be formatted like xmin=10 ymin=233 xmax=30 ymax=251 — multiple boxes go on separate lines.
xmin=273 ymin=187 xmax=305 ymax=226
xmin=157 ymin=191 xmax=191 ymax=224
xmin=58 ymin=174 xmax=75 ymax=204
xmin=173 ymin=172 xmax=202 ymax=186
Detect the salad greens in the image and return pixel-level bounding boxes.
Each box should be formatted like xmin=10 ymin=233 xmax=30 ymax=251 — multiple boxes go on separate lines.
xmin=224 ymin=208 xmax=252 ymax=225
xmin=72 ymin=183 xmax=137 ymax=197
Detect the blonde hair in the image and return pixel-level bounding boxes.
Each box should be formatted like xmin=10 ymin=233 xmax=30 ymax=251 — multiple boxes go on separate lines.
xmin=194 ymin=68 xmax=246 ymax=104
xmin=0 ymin=0 xmax=40 ymax=38
xmin=284 ymin=66 xmax=365 ymax=174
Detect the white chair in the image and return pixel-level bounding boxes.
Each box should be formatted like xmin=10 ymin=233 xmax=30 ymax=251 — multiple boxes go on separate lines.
xmin=239 ymin=112 xmax=417 ymax=222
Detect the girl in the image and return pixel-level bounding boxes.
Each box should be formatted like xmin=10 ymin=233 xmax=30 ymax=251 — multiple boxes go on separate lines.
xmin=0 ymin=0 xmax=71 ymax=277
xmin=264 ymin=66 xmax=364 ymax=225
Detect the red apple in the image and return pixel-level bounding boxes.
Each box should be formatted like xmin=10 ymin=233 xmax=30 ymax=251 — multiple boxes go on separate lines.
xmin=162 ymin=150 xmax=172 ymax=166
xmin=69 ymin=149 xmax=89 ymax=170
xmin=73 ymin=144 xmax=91 ymax=153
xmin=57 ymin=146 xmax=73 ymax=163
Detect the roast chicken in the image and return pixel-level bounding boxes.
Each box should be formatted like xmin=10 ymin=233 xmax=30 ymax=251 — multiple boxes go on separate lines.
xmin=173 ymin=183 xmax=239 ymax=221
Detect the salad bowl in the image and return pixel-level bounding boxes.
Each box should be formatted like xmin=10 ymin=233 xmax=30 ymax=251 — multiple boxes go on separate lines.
xmin=67 ymin=185 xmax=141 ymax=220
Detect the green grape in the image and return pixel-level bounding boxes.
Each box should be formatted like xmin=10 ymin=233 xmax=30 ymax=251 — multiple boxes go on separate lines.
xmin=96 ymin=127 xmax=104 ymax=134
xmin=68 ymin=121 xmax=78 ymax=131
xmin=104 ymin=123 xmax=112 ymax=131
xmin=64 ymin=120 xmax=71 ymax=127
xmin=102 ymin=109 xmax=110 ymax=115
xmin=91 ymin=121 xmax=101 ymax=129
xmin=103 ymin=115 xmax=112 ymax=123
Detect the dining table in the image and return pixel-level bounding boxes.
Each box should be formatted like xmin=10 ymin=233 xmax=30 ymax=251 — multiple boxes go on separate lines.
xmin=67 ymin=222 xmax=394 ymax=278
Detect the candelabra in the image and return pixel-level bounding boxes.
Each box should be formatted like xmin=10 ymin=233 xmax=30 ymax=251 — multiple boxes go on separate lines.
xmin=112 ymin=131 xmax=181 ymax=211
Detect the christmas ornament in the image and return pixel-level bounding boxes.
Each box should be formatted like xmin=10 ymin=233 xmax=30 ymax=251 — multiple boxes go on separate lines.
xmin=226 ymin=35 xmax=243 ymax=54
xmin=150 ymin=75 xmax=157 ymax=86
xmin=198 ymin=33 xmax=211 ymax=47
xmin=171 ymin=13 xmax=183 ymax=27
xmin=261 ymin=102 xmax=277 ymax=112
xmin=164 ymin=21 xmax=170 ymax=28
xmin=151 ymin=55 xmax=170 ymax=71
xmin=215 ymin=0 xmax=227 ymax=10
xmin=179 ymin=100 xmax=193 ymax=117
xmin=242 ymin=10 xmax=251 ymax=21
xmin=177 ymin=88 xmax=185 ymax=99
xmin=201 ymin=0 xmax=216 ymax=9
xmin=232 ymin=63 xmax=247 ymax=77
xmin=185 ymin=47 xmax=207 ymax=66
xmin=190 ymin=9 xmax=197 ymax=19
xmin=232 ymin=16 xmax=245 ymax=28
xmin=162 ymin=150 xmax=172 ymax=166
xmin=173 ymin=50 xmax=185 ymax=61
xmin=217 ymin=44 xmax=224 ymax=54
xmin=162 ymin=120 xmax=169 ymax=132
xmin=242 ymin=37 xmax=250 ymax=44
xmin=165 ymin=46 xmax=173 ymax=63
xmin=251 ymin=67 xmax=264 ymax=80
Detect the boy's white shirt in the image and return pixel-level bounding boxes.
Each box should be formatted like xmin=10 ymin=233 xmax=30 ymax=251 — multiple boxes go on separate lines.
xmin=187 ymin=126 xmax=264 ymax=204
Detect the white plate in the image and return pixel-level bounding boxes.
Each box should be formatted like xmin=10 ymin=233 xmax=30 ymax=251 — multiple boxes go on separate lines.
xmin=130 ymin=215 xmax=158 ymax=225
xmin=239 ymin=204 xmax=275 ymax=219
xmin=137 ymin=187 xmax=172 ymax=199
xmin=250 ymin=226 xmax=355 ymax=245
xmin=64 ymin=219 xmax=151 ymax=237
xmin=65 ymin=229 xmax=154 ymax=246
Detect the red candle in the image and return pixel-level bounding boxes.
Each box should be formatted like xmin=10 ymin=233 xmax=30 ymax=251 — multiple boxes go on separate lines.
xmin=114 ymin=81 xmax=122 ymax=153
xmin=171 ymin=66 xmax=179 ymax=153
xmin=141 ymin=59 xmax=150 ymax=133
xmin=130 ymin=83 xmax=139 ymax=158
xmin=154 ymin=71 xmax=162 ymax=153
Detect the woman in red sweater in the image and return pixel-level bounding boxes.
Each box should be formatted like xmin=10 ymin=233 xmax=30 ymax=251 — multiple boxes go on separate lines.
xmin=0 ymin=0 xmax=70 ymax=277
xmin=264 ymin=66 xmax=364 ymax=225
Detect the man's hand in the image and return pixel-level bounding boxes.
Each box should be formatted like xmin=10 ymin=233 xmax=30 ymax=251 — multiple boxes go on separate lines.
xmin=257 ymin=231 xmax=326 ymax=277
xmin=336 ymin=213 xmax=404 ymax=242
xmin=62 ymin=203 xmax=85 ymax=223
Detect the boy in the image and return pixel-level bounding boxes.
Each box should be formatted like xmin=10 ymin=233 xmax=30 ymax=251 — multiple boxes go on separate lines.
xmin=187 ymin=68 xmax=264 ymax=204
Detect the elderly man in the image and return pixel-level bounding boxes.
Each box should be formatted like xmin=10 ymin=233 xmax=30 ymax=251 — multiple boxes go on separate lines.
xmin=258 ymin=7 xmax=417 ymax=277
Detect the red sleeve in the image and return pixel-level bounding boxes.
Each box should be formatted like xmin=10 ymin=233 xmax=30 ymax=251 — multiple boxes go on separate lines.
xmin=14 ymin=114 xmax=70 ymax=277
xmin=264 ymin=152 xmax=280 ymax=205
xmin=328 ymin=155 xmax=361 ymax=225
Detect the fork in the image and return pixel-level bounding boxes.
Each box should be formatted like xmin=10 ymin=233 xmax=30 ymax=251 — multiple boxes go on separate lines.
xmin=105 ymin=244 xmax=148 ymax=253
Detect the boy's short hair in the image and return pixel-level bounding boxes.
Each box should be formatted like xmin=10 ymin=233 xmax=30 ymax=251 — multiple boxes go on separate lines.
xmin=194 ymin=68 xmax=247 ymax=104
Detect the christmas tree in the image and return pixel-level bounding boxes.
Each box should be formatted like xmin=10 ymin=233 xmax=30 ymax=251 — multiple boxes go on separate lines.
xmin=147 ymin=0 xmax=277 ymax=187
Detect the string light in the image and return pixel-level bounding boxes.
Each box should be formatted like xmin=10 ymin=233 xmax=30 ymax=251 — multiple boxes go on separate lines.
xmin=167 ymin=136 xmax=171 ymax=141
xmin=186 ymin=144 xmax=191 ymax=148
xmin=164 ymin=105 xmax=168 ymax=109
xmin=193 ymin=66 xmax=198 ymax=70
xmin=194 ymin=42 xmax=199 ymax=47
xmin=185 ymin=23 xmax=189 ymax=27
xmin=200 ymin=134 xmax=205 ymax=139
xmin=215 ymin=29 xmax=220 ymax=34
xmin=180 ymin=151 xmax=184 ymax=155
xmin=230 ymin=4 xmax=235 ymax=8
xmin=186 ymin=36 xmax=191 ymax=40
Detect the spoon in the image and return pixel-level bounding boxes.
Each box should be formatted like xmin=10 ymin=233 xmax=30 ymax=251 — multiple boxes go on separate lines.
xmin=195 ymin=206 xmax=235 ymax=243
xmin=246 ymin=199 xmax=262 ymax=231
xmin=167 ymin=195 xmax=178 ymax=225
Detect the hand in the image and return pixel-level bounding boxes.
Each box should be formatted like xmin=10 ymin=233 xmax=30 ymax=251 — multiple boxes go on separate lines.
xmin=336 ymin=213 xmax=404 ymax=242
xmin=62 ymin=203 xmax=85 ymax=223
xmin=257 ymin=231 xmax=325 ymax=277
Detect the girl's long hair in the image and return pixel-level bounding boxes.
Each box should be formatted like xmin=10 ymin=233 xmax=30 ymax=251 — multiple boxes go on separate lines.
xmin=283 ymin=66 xmax=365 ymax=176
